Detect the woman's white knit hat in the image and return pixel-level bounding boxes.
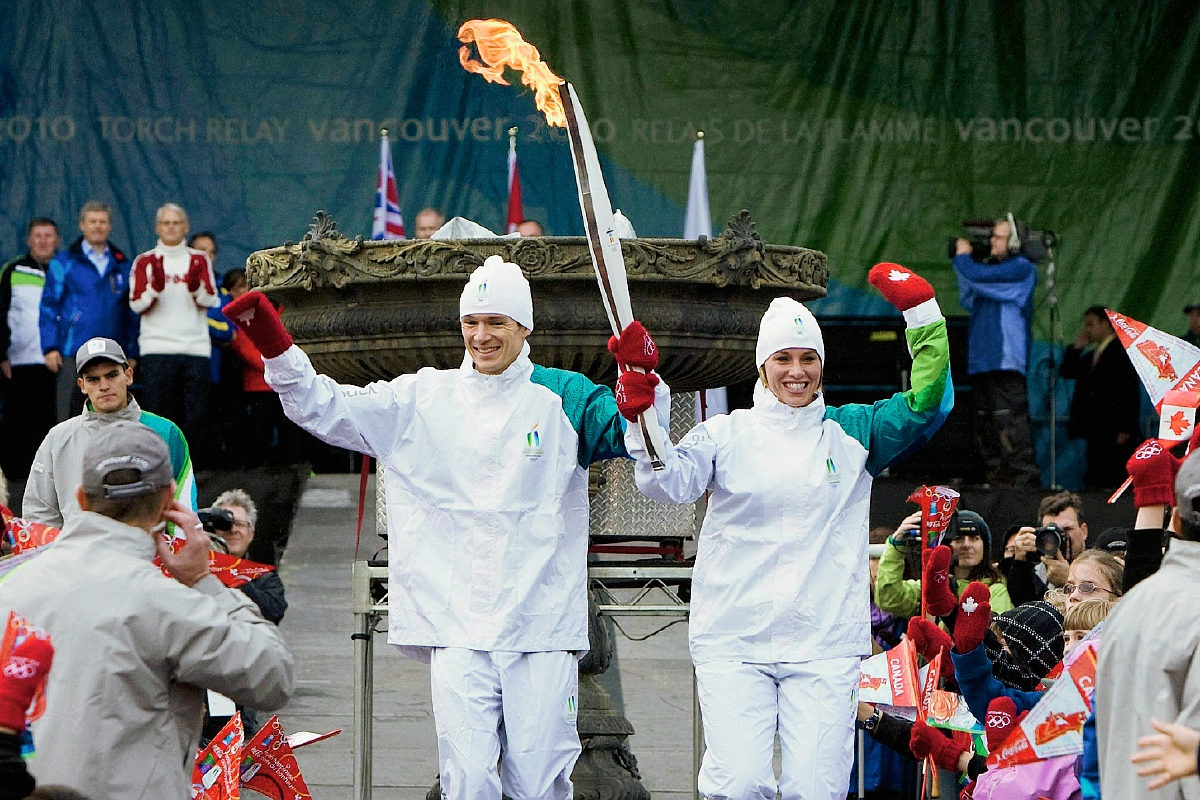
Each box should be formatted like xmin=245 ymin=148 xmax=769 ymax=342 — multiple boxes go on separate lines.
xmin=755 ymin=297 xmax=824 ymax=367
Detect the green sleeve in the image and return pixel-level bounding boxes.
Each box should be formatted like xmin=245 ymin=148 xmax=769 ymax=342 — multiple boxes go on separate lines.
xmin=139 ymin=411 xmax=198 ymax=510
xmin=530 ymin=365 xmax=630 ymax=469
xmin=875 ymin=541 xmax=920 ymax=618
xmin=986 ymin=581 xmax=1014 ymax=615
xmin=824 ymin=318 xmax=953 ymax=476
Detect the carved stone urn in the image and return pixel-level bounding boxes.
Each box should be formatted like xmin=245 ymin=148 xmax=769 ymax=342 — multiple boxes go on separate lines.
xmin=245 ymin=210 xmax=828 ymax=391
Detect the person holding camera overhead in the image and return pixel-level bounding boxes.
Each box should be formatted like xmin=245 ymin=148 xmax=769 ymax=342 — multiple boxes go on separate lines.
xmin=23 ymin=337 xmax=196 ymax=527
xmin=954 ymin=218 xmax=1041 ymax=487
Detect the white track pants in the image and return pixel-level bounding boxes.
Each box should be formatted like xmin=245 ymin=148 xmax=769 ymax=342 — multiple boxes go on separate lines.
xmin=695 ymin=657 xmax=859 ymax=800
xmin=430 ymin=648 xmax=580 ymax=800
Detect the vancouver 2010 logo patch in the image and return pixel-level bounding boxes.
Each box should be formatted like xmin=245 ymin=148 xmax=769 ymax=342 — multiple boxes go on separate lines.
xmin=524 ymin=424 xmax=543 ymax=459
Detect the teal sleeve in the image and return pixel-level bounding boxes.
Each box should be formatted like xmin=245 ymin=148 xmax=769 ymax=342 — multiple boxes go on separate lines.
xmin=139 ymin=411 xmax=198 ymax=510
xmin=531 ymin=365 xmax=630 ymax=469
xmin=824 ymin=318 xmax=953 ymax=476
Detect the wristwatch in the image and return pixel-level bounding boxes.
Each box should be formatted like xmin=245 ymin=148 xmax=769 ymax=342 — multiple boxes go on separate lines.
xmin=862 ymin=707 xmax=883 ymax=732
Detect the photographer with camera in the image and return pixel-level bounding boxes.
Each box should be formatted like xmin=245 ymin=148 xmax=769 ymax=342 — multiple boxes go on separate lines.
xmin=1004 ymin=491 xmax=1090 ymax=591
xmin=953 ymin=218 xmax=1040 ymax=487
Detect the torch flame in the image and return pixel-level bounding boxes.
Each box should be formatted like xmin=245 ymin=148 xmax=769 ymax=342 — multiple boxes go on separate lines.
xmin=458 ymin=19 xmax=566 ymax=128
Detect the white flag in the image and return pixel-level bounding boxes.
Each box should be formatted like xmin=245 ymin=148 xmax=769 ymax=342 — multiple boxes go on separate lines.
xmin=685 ymin=134 xmax=727 ymax=422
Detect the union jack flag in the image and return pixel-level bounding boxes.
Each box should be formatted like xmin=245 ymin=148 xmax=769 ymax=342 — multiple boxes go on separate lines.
xmin=372 ymin=132 xmax=406 ymax=240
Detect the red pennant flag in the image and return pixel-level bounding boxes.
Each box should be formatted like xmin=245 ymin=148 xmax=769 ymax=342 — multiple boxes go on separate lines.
xmin=193 ymin=713 xmax=244 ymax=800
xmin=1105 ymin=309 xmax=1200 ymax=409
xmin=240 ymin=715 xmax=313 ymax=800
xmin=0 ymin=610 xmax=51 ymax=725
xmin=154 ymin=552 xmax=275 ymax=588
xmin=1 ymin=506 xmax=61 ymax=554
xmin=885 ymin=637 xmax=921 ymax=708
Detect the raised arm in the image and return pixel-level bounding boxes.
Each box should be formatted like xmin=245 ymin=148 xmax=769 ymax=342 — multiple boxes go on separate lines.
xmin=226 ymin=291 xmax=414 ymax=458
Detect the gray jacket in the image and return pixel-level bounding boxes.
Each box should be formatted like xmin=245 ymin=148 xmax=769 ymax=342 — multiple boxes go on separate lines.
xmin=23 ymin=395 xmax=196 ymax=527
xmin=1096 ymin=538 xmax=1200 ymax=799
xmin=0 ymin=511 xmax=294 ymax=800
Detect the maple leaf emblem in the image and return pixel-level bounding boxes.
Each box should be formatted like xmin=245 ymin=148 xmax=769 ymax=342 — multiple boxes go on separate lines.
xmin=961 ymin=596 xmax=979 ymax=615
xmin=888 ymin=269 xmax=910 ymax=282
xmin=234 ymin=307 xmax=256 ymax=324
xmin=1169 ymin=410 xmax=1192 ymax=437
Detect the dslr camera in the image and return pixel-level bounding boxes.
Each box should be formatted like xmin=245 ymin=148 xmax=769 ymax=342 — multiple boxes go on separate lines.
xmin=1033 ymin=523 xmax=1064 ymax=559
xmin=948 ymin=214 xmax=1059 ymax=265
xmin=197 ymin=506 xmax=234 ymax=534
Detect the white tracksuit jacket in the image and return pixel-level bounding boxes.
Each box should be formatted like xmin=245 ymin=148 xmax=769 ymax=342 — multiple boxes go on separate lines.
xmin=626 ymin=306 xmax=953 ymax=665
xmin=264 ymin=343 xmax=628 ymax=659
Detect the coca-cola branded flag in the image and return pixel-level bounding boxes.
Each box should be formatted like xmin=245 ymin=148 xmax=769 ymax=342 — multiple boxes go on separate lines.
xmin=193 ymin=713 xmax=244 ymax=799
xmin=240 ymin=715 xmax=313 ymax=800
xmin=906 ymin=485 xmax=961 ymax=547
xmin=1106 ymin=310 xmax=1200 ymax=411
xmin=858 ymin=637 xmax=920 ymax=707
xmin=154 ymin=552 xmax=275 ymax=588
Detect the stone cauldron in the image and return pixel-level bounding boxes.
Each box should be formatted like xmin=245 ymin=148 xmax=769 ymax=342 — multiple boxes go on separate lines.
xmin=245 ymin=210 xmax=828 ymax=391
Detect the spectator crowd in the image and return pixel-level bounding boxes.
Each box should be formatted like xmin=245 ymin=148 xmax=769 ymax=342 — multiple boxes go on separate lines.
xmin=0 ymin=206 xmax=1197 ymax=800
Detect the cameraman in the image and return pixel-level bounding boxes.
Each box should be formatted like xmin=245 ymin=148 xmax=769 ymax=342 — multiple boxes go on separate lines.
xmin=954 ymin=219 xmax=1040 ymax=487
xmin=1006 ymin=491 xmax=1090 ymax=592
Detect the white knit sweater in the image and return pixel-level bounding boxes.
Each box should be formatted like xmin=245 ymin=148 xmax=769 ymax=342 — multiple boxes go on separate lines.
xmin=132 ymin=240 xmax=218 ymax=357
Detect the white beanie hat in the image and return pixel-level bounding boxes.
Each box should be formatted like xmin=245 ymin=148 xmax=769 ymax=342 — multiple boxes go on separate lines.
xmin=754 ymin=297 xmax=824 ymax=367
xmin=460 ymin=255 xmax=534 ymax=331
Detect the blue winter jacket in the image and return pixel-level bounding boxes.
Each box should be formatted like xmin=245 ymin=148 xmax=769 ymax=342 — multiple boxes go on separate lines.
xmin=954 ymin=253 xmax=1036 ymax=376
xmin=39 ymin=237 xmax=140 ymax=358
xmin=950 ymin=642 xmax=1043 ymax=722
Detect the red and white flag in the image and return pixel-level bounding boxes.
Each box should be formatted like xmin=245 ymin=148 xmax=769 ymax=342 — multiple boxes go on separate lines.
xmin=1106 ymin=309 xmax=1200 ymax=410
xmin=506 ymin=127 xmax=524 ymax=233
xmin=372 ymin=132 xmax=406 ymax=240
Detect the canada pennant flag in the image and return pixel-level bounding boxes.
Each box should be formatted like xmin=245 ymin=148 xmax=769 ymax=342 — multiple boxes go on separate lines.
xmin=1106 ymin=309 xmax=1200 ymax=412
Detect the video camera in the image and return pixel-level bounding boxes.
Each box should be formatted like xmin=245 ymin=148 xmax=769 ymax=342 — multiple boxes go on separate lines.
xmin=947 ymin=213 xmax=1058 ymax=264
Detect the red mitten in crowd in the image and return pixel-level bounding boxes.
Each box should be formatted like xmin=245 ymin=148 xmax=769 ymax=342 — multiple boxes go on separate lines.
xmin=909 ymin=720 xmax=973 ymax=772
xmin=922 ymin=545 xmax=957 ymax=617
xmin=984 ymin=697 xmax=1020 ymax=751
xmin=224 ymin=291 xmax=293 ymax=359
xmin=953 ymin=581 xmax=992 ymax=655
xmin=607 ymin=320 xmax=659 ymax=371
xmin=0 ymin=635 xmax=54 ymax=733
xmin=1127 ymin=439 xmax=1181 ymax=508
xmin=868 ymin=262 xmax=936 ymax=312
xmin=151 ymin=259 xmax=166 ymax=293
xmin=615 ymin=370 xmax=659 ymax=422
xmin=907 ymin=616 xmax=956 ymax=679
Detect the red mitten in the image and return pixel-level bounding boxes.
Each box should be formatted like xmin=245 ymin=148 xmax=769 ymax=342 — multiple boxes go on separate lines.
xmin=909 ymin=720 xmax=972 ymax=772
xmin=984 ymin=697 xmax=1019 ymax=752
xmin=607 ymin=320 xmax=659 ymax=371
xmin=150 ymin=259 xmax=166 ymax=293
xmin=615 ymin=370 xmax=659 ymax=421
xmin=953 ymin=582 xmax=992 ymax=654
xmin=0 ymin=635 xmax=53 ymax=732
xmin=922 ymin=545 xmax=956 ymax=617
xmin=907 ymin=616 xmax=956 ymax=679
xmin=224 ymin=291 xmax=293 ymax=359
xmin=1127 ymin=439 xmax=1181 ymax=508
xmin=868 ymin=262 xmax=935 ymax=312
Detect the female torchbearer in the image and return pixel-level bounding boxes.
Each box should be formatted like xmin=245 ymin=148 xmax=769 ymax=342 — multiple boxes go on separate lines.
xmin=613 ymin=263 xmax=953 ymax=800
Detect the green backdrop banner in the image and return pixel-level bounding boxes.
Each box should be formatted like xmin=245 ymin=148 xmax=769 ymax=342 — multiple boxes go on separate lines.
xmin=2 ymin=0 xmax=1198 ymax=332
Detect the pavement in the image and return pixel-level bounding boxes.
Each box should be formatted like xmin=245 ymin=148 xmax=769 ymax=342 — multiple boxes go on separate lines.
xmin=280 ymin=473 xmax=697 ymax=800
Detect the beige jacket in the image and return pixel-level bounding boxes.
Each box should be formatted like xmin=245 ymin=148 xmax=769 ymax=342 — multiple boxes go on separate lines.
xmin=0 ymin=511 xmax=294 ymax=800
xmin=1096 ymin=538 xmax=1200 ymax=800
xmin=23 ymin=395 xmax=196 ymax=527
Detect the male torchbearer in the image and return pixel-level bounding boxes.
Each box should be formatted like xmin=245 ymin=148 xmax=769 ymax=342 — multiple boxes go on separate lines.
xmin=224 ymin=257 xmax=660 ymax=800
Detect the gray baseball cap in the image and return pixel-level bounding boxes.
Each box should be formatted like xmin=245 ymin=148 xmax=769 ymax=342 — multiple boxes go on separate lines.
xmin=1176 ymin=450 xmax=1200 ymax=525
xmin=75 ymin=337 xmax=129 ymax=372
xmin=81 ymin=421 xmax=174 ymax=499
